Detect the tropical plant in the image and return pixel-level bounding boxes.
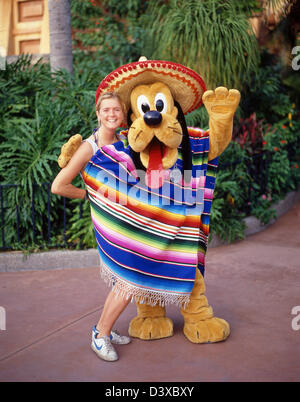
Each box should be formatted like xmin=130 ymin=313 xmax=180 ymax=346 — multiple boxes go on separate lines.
xmin=210 ymin=94 xmax=300 ymax=242
xmin=70 ymin=0 xmax=148 ymax=73
xmin=68 ymin=200 xmax=96 ymax=248
xmin=145 ymin=0 xmax=260 ymax=89
xmin=0 ymin=55 xmax=98 ymax=248
xmin=232 ymin=113 xmax=277 ymax=155
xmin=240 ymin=52 xmax=294 ymax=124
xmin=210 ymin=143 xmax=249 ymax=242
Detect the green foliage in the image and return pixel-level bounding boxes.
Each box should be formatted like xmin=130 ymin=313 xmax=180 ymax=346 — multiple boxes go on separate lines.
xmin=210 ymin=95 xmax=300 ymax=242
xmin=249 ymin=196 xmax=277 ymax=225
xmin=210 ymin=143 xmax=249 ymax=242
xmin=145 ymin=0 xmax=260 ymax=88
xmin=70 ymin=0 xmax=149 ymax=73
xmin=0 ymin=55 xmax=98 ymax=249
xmin=240 ymin=53 xmax=295 ymax=124
xmin=185 ymin=107 xmax=209 ymax=130
xmin=68 ymin=200 xmax=96 ymax=249
xmin=233 ymin=113 xmax=264 ymax=155
xmin=0 ymin=55 xmax=52 ymax=142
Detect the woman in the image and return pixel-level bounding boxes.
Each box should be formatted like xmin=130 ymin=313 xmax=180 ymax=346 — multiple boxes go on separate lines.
xmin=52 ymin=92 xmax=131 ymax=362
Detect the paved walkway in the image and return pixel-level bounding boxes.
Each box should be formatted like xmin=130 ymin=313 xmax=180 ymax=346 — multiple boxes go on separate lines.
xmin=0 ymin=202 xmax=299 ymax=382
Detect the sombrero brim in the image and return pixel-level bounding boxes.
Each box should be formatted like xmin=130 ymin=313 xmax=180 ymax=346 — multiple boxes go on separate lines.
xmin=95 ymin=60 xmax=206 ymax=115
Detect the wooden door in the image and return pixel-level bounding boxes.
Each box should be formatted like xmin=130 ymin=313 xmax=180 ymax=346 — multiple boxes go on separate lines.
xmin=0 ymin=0 xmax=49 ymax=56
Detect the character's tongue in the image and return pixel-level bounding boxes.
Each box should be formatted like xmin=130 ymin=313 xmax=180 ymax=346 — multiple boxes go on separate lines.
xmin=145 ymin=137 xmax=164 ymax=189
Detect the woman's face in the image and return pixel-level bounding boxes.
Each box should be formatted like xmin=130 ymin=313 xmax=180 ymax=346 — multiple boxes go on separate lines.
xmin=96 ymin=98 xmax=124 ymax=131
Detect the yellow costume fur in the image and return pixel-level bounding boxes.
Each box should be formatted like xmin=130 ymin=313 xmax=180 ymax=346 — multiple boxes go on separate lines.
xmin=58 ymin=61 xmax=240 ymax=344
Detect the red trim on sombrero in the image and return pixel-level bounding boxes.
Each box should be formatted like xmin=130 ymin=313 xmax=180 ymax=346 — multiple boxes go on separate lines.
xmin=187 ymin=128 xmax=209 ymax=138
xmin=108 ymin=69 xmax=202 ymax=113
xmin=95 ymin=60 xmax=206 ymax=114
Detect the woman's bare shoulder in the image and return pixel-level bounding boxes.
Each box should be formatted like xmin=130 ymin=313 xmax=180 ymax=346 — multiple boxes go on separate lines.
xmin=63 ymin=140 xmax=93 ymax=172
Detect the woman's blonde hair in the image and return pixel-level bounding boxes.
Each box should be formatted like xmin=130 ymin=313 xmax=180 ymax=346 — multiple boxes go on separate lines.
xmin=95 ymin=91 xmax=126 ymax=117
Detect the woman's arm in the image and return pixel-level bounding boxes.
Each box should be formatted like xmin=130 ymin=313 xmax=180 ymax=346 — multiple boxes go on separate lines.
xmin=51 ymin=141 xmax=93 ymax=199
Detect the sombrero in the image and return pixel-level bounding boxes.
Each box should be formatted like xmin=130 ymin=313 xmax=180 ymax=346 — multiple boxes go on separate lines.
xmin=95 ymin=57 xmax=206 ymax=115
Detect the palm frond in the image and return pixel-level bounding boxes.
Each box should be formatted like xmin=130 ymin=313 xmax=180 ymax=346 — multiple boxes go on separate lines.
xmin=146 ymin=0 xmax=260 ymax=89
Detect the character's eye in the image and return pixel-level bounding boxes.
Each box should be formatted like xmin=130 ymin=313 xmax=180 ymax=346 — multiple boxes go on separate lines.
xmin=137 ymin=95 xmax=151 ymax=115
xmin=156 ymin=99 xmax=164 ymax=112
xmin=155 ymin=93 xmax=167 ymax=113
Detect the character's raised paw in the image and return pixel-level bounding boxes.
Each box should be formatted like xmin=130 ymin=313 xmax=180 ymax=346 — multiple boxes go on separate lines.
xmin=202 ymin=87 xmax=240 ymax=119
xmin=58 ymin=134 xmax=82 ymax=168
xmin=129 ymin=315 xmax=173 ymax=340
xmin=183 ymin=316 xmax=230 ymax=344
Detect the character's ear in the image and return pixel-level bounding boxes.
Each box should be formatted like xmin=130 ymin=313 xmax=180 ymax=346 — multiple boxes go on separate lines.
xmin=127 ymin=108 xmax=133 ymax=127
xmin=127 ymin=107 xmax=146 ymax=172
xmin=174 ymin=100 xmax=192 ymax=181
xmin=127 ymin=108 xmax=139 ymax=126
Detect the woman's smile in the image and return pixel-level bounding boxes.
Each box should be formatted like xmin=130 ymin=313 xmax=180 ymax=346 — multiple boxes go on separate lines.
xmin=97 ymin=98 xmax=124 ymax=130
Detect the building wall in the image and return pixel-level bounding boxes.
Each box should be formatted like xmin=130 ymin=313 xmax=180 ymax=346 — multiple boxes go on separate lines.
xmin=0 ymin=0 xmax=50 ymax=57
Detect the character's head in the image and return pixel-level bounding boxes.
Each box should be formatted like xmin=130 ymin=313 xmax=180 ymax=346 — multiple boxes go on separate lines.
xmin=128 ymin=81 xmax=181 ymax=170
xmin=95 ymin=57 xmax=206 ymax=187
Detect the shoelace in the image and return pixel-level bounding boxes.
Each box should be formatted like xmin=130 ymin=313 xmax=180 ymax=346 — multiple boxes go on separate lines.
xmin=101 ymin=336 xmax=116 ymax=353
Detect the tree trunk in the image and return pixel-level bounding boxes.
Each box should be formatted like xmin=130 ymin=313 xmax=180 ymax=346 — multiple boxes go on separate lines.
xmin=48 ymin=0 xmax=73 ymax=74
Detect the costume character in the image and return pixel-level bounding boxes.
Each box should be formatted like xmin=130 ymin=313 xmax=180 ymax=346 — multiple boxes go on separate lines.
xmin=58 ymin=57 xmax=240 ymax=343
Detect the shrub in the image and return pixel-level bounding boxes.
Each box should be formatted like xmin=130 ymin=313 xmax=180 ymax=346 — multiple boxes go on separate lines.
xmin=210 ymin=97 xmax=300 ymax=242
xmin=70 ymin=0 xmax=149 ymax=73
xmin=0 ymin=55 xmax=98 ymax=249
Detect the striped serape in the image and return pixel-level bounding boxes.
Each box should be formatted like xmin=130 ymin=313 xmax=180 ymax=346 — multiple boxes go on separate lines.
xmin=82 ymin=127 xmax=218 ymax=306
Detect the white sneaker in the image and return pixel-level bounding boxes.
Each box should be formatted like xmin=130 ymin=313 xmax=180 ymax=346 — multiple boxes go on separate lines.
xmin=91 ymin=331 xmax=118 ymax=362
xmin=110 ymin=329 xmax=131 ymax=345
xmin=93 ymin=326 xmax=131 ymax=345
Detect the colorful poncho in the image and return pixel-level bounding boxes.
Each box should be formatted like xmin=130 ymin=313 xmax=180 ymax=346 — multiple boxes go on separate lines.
xmin=82 ymin=127 xmax=218 ymax=307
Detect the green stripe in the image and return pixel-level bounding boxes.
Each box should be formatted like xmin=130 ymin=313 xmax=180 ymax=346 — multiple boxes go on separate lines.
xmin=90 ymin=200 xmax=198 ymax=253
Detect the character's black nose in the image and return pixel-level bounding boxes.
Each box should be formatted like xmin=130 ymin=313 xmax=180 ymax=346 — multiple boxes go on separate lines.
xmin=144 ymin=111 xmax=162 ymax=126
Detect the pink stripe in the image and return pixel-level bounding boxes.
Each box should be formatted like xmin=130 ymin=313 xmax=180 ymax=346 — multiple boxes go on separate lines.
xmin=91 ymin=215 xmax=196 ymax=265
xmin=102 ymin=145 xmax=138 ymax=177
xmin=197 ymin=250 xmax=205 ymax=264
xmin=204 ymin=188 xmax=214 ymax=199
xmin=190 ymin=175 xmax=206 ymax=189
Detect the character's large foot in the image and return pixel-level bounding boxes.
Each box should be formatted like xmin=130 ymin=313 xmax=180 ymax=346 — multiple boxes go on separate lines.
xmin=129 ymin=302 xmax=173 ymax=340
xmin=183 ymin=317 xmax=230 ymax=344
xmin=181 ymin=269 xmax=230 ymax=343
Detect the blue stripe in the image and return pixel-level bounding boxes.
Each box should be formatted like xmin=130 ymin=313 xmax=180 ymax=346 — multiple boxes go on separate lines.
xmin=83 ymin=129 xmax=218 ymax=304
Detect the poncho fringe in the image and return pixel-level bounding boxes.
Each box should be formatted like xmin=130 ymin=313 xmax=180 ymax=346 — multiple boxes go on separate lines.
xmin=100 ymin=259 xmax=191 ymax=308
